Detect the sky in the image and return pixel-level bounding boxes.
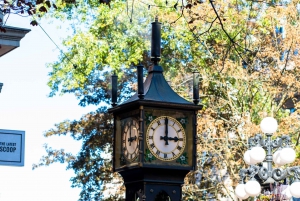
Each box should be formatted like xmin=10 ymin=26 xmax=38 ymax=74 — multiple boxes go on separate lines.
xmin=0 ymin=14 xmax=97 ymax=200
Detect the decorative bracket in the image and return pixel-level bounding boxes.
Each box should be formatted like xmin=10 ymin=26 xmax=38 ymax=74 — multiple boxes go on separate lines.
xmin=272 ymin=166 xmax=300 ymax=181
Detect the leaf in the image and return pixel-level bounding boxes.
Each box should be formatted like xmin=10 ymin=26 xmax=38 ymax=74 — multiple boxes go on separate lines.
xmin=173 ymin=2 xmax=177 ymax=10
xmin=186 ymin=3 xmax=192 ymax=9
xmin=36 ymin=0 xmax=43 ymax=4
xmin=30 ymin=20 xmax=38 ymax=26
xmin=52 ymin=3 xmax=57 ymax=9
xmin=39 ymin=6 xmax=47 ymax=12
xmin=45 ymin=0 xmax=51 ymax=8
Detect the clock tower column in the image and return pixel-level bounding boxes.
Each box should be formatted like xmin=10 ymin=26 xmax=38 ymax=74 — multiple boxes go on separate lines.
xmin=108 ymin=17 xmax=202 ymax=201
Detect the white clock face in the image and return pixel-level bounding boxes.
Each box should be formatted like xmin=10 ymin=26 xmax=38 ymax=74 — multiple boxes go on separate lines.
xmin=122 ymin=119 xmax=139 ymax=161
xmin=146 ymin=116 xmax=186 ymax=161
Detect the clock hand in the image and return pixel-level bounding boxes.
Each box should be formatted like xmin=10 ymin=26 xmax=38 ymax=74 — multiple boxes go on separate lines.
xmin=160 ymin=118 xmax=180 ymax=145
xmin=128 ymin=135 xmax=137 ymax=143
xmin=128 ymin=120 xmax=132 ymax=146
xmin=165 ymin=117 xmax=169 ymax=145
xmin=159 ymin=117 xmax=169 ymax=145
xmin=167 ymin=136 xmax=179 ymax=142
xmin=160 ymin=136 xmax=179 ymax=142
xmin=128 ymin=121 xmax=137 ymax=145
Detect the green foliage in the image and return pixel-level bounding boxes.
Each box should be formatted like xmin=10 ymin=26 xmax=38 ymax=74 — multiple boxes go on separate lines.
xmin=47 ymin=0 xmax=155 ymax=106
xmin=34 ymin=107 xmax=115 ymax=200
xmin=35 ymin=0 xmax=300 ymax=200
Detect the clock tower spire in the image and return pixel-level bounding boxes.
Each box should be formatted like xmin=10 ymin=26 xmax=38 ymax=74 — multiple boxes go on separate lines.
xmin=109 ymin=17 xmax=202 ymax=201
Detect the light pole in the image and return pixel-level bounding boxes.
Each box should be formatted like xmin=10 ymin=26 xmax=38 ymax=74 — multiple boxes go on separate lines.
xmin=0 ymin=83 xmax=3 ymax=93
xmin=235 ymin=117 xmax=300 ymax=200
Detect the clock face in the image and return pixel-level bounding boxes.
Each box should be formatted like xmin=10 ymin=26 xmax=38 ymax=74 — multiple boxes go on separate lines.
xmin=122 ymin=118 xmax=139 ymax=161
xmin=146 ymin=116 xmax=186 ymax=161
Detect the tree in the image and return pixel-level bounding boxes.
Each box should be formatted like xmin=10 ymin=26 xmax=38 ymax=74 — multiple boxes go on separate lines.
xmin=0 ymin=0 xmax=57 ymax=28
xmin=33 ymin=0 xmax=300 ymax=200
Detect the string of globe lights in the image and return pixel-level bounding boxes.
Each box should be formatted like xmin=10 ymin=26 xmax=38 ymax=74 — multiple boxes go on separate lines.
xmin=235 ymin=117 xmax=300 ymax=200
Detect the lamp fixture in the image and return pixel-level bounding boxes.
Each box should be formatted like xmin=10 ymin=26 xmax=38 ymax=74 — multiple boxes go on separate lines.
xmin=235 ymin=117 xmax=300 ymax=200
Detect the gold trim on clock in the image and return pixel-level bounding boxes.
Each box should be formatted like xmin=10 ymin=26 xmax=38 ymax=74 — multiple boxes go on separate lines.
xmin=146 ymin=116 xmax=186 ymax=161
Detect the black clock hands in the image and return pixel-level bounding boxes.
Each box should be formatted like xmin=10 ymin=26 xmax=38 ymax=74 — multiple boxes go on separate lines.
xmin=128 ymin=121 xmax=136 ymax=146
xmin=128 ymin=136 xmax=137 ymax=145
xmin=164 ymin=117 xmax=168 ymax=145
xmin=160 ymin=117 xmax=179 ymax=145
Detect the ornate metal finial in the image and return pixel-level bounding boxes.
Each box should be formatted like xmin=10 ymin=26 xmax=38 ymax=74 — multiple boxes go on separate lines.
xmin=151 ymin=17 xmax=161 ymax=65
xmin=111 ymin=74 xmax=118 ymax=107
xmin=137 ymin=64 xmax=144 ymax=99
xmin=193 ymin=71 xmax=200 ymax=105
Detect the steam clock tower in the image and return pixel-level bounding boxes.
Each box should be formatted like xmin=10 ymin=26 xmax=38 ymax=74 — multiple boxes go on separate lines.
xmin=108 ymin=18 xmax=202 ymax=201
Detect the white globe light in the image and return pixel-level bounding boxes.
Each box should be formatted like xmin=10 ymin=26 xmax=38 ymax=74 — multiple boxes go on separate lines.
xmin=245 ymin=180 xmax=261 ymax=196
xmin=243 ymin=150 xmax=257 ymax=165
xmin=250 ymin=146 xmax=266 ymax=163
xmin=260 ymin=117 xmax=278 ymax=133
xmin=290 ymin=181 xmax=300 ymax=198
xmin=235 ymin=184 xmax=249 ymax=199
xmin=280 ymin=147 xmax=296 ymax=164
xmin=282 ymin=185 xmax=292 ymax=199
xmin=273 ymin=149 xmax=285 ymax=166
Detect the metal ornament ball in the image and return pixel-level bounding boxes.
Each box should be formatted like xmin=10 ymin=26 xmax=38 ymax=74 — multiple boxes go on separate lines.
xmin=290 ymin=181 xmax=300 ymax=198
xmin=280 ymin=147 xmax=296 ymax=164
xmin=235 ymin=184 xmax=249 ymax=199
xmin=283 ymin=186 xmax=293 ymax=199
xmin=260 ymin=116 xmax=278 ymax=133
xmin=235 ymin=117 xmax=300 ymax=200
xmin=249 ymin=146 xmax=266 ymax=163
xmin=273 ymin=149 xmax=285 ymax=166
xmin=243 ymin=150 xmax=256 ymax=165
xmin=244 ymin=179 xmax=261 ymax=196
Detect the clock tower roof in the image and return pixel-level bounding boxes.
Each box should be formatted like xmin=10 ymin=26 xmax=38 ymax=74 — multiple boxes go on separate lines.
xmin=109 ymin=17 xmax=202 ymax=112
xmin=122 ymin=65 xmax=193 ymax=106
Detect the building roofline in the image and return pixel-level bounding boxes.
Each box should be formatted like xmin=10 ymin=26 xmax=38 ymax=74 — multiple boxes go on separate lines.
xmin=0 ymin=25 xmax=31 ymax=57
xmin=3 ymin=25 xmax=31 ymax=33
